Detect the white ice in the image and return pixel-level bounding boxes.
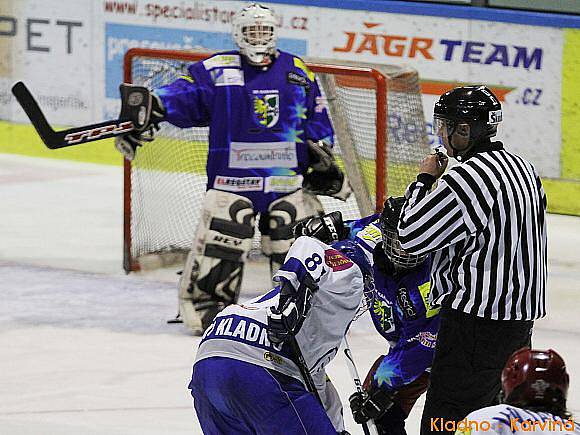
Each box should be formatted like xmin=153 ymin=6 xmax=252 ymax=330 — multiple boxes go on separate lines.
xmin=1 ymin=154 xmax=578 ymax=435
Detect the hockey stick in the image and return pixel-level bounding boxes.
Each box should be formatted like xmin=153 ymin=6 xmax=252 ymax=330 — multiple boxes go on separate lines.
xmin=288 ymin=336 xmax=323 ymax=406
xmin=343 ymin=336 xmax=380 ymax=435
xmin=11 ymin=82 xmax=134 ymax=149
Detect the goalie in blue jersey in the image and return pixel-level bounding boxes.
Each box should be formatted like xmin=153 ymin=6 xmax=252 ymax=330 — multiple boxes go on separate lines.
xmin=115 ymin=3 xmax=350 ymax=334
xmin=190 ymin=236 xmax=372 ymax=434
xmin=295 ymin=197 xmax=441 ymax=435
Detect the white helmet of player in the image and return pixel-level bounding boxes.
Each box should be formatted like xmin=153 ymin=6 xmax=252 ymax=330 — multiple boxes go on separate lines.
xmin=232 ymin=3 xmax=278 ymax=66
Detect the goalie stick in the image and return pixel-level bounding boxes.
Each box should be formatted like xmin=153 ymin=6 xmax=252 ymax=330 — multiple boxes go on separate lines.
xmin=11 ymin=81 xmax=135 ymax=149
xmin=343 ymin=336 xmax=379 ymax=435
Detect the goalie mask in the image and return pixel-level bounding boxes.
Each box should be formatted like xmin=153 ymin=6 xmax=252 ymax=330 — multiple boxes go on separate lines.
xmin=379 ymin=197 xmax=427 ymax=269
xmin=232 ymin=3 xmax=278 ymax=66
xmin=433 ymin=85 xmax=502 ymax=160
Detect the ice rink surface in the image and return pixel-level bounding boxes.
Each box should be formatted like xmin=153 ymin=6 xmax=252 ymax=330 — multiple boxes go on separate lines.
xmin=1 ymin=154 xmax=579 ymax=435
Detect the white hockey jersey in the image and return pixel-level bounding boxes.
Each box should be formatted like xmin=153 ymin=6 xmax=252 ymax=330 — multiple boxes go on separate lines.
xmin=457 ymin=404 xmax=579 ymax=434
xmin=195 ymin=236 xmax=364 ymax=431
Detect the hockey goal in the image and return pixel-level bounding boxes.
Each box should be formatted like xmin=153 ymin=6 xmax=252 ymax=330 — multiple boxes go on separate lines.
xmin=123 ymin=48 xmax=429 ymax=272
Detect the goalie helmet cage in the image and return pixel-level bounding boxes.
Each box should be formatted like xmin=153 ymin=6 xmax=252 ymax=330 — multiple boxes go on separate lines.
xmin=123 ymin=48 xmax=429 ymax=272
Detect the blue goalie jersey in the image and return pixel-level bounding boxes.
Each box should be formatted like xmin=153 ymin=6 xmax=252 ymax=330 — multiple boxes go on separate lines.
xmin=347 ymin=215 xmax=440 ymax=392
xmin=155 ymin=50 xmax=334 ymax=212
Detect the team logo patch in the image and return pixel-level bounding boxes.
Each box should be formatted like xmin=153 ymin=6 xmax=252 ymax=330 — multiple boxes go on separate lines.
xmin=324 ymin=249 xmax=353 ymax=271
xmin=287 ymin=71 xmax=310 ymax=89
xmin=229 ymin=141 xmax=297 ymax=169
xmin=397 ymin=287 xmax=417 ymax=319
xmin=203 ymin=54 xmax=241 ymax=70
xmin=264 ymin=175 xmax=303 ymax=193
xmin=489 ymin=109 xmax=503 ymax=124
xmin=359 ymin=223 xmax=382 ymax=244
xmin=409 ymin=331 xmax=437 ymax=349
xmin=253 ymin=90 xmax=280 ymax=128
xmin=264 ymin=351 xmax=283 ymax=364
xmin=372 ymin=298 xmax=395 ymax=333
xmin=530 ymin=379 xmax=550 ymax=397
xmin=214 ymin=175 xmax=263 ymax=192
xmin=211 ymin=68 xmax=244 ymax=87
xmin=418 ymin=282 xmax=440 ymax=318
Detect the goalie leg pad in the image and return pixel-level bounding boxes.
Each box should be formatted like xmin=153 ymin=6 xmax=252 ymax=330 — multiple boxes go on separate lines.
xmin=261 ymin=190 xmax=324 ymax=274
xmin=178 ymin=190 xmax=255 ymax=334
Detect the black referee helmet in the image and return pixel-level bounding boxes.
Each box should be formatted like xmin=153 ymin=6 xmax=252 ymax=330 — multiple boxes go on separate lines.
xmin=434 ymin=85 xmax=502 ymax=158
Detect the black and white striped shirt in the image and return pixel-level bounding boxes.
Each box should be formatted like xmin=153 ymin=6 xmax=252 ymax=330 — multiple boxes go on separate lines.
xmin=398 ymin=143 xmax=547 ymax=320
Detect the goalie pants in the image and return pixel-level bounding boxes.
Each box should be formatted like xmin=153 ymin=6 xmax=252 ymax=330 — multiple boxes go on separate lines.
xmin=190 ymin=357 xmax=337 ymax=435
xmin=420 ymin=306 xmax=533 ymax=435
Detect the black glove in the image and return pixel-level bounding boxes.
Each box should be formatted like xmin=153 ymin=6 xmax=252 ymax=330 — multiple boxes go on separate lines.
xmin=307 ymin=139 xmax=335 ymax=172
xmin=267 ymin=274 xmax=318 ymax=345
xmin=303 ymin=140 xmax=351 ymax=200
xmin=349 ymin=386 xmax=394 ymax=425
xmin=293 ymin=211 xmax=349 ymax=243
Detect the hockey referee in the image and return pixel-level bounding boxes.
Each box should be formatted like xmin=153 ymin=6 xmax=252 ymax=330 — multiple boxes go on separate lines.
xmin=397 ymin=86 xmax=547 ymax=434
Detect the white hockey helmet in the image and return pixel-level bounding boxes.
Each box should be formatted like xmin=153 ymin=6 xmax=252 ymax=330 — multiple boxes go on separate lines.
xmin=232 ymin=3 xmax=278 ymax=66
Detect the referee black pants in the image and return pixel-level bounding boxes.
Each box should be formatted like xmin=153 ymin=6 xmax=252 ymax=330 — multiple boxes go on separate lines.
xmin=420 ymin=306 xmax=533 ymax=434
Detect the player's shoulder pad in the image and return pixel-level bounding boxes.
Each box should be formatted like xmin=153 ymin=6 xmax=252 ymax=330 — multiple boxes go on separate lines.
xmin=283 ymin=52 xmax=315 ymax=82
xmin=354 ymin=219 xmax=382 ymax=254
xmin=275 ymin=236 xmax=357 ymax=288
xmin=202 ymin=51 xmax=242 ymax=71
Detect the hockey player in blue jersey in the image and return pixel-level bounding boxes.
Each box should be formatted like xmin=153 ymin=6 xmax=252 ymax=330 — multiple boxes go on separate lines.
xmin=189 ymin=236 xmax=372 ymax=434
xmin=295 ymin=197 xmax=440 ymax=435
xmin=114 ymin=3 xmax=349 ymax=334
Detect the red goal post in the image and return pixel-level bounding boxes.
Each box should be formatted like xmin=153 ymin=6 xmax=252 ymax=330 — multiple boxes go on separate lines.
xmin=122 ymin=48 xmax=426 ymax=272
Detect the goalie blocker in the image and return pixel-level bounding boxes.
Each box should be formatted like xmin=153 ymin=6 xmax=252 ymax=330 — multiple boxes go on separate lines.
xmin=115 ymin=84 xmax=166 ymax=160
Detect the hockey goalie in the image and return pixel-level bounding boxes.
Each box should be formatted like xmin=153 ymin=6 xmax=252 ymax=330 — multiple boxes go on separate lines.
xmin=114 ymin=3 xmax=350 ymax=335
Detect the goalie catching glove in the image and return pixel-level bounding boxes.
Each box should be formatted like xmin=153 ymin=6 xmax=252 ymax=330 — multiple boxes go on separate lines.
xmin=115 ymin=84 xmax=165 ymax=161
xmin=349 ymin=385 xmax=394 ymax=425
xmin=266 ymin=273 xmax=319 ymax=345
xmin=303 ymin=140 xmax=351 ymax=201
xmin=293 ymin=211 xmax=349 ymax=244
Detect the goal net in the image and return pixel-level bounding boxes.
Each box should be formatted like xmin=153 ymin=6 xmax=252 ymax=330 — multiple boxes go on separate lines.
xmin=123 ymin=48 xmax=429 ymax=272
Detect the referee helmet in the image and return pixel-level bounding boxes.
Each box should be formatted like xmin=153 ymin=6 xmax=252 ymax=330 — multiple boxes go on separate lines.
xmin=434 ymin=85 xmax=502 ymax=159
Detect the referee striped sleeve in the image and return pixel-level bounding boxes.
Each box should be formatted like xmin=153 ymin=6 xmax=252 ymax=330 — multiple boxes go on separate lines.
xmin=399 ymin=179 xmax=471 ymax=255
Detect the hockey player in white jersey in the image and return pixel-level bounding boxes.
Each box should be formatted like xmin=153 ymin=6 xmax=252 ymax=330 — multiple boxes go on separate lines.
xmin=455 ymin=348 xmax=579 ymax=435
xmin=189 ymin=236 xmax=372 ymax=434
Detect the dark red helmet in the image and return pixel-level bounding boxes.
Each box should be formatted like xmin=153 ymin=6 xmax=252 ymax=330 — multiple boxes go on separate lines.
xmin=501 ymin=348 xmax=569 ymax=410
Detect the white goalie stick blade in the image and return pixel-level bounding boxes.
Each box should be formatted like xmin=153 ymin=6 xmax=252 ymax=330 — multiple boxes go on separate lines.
xmin=343 ymin=336 xmax=380 ymax=435
xmin=11 ymin=81 xmax=135 ymax=149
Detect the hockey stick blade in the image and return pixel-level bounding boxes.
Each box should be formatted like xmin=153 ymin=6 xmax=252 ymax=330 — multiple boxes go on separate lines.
xmin=11 ymin=81 xmax=135 ymax=149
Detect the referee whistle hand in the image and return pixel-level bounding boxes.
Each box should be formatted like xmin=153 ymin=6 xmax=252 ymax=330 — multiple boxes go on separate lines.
xmin=419 ymin=153 xmax=447 ymax=179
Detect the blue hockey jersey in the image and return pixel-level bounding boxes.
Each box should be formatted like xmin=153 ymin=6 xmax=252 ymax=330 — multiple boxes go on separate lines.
xmin=347 ymin=216 xmax=440 ymax=392
xmin=155 ymin=50 xmax=334 ymax=212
